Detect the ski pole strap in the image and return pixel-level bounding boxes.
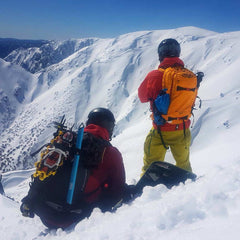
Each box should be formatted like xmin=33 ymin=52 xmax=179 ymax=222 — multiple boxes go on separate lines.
xmin=67 ymin=124 xmax=84 ymax=205
xmin=157 ymin=125 xmax=169 ymax=150
xmin=183 ymin=120 xmax=186 ymax=137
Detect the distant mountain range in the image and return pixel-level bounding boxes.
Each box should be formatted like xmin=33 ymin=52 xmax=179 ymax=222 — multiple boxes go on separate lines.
xmin=0 ymin=38 xmax=48 ymax=58
xmin=3 ymin=38 xmax=97 ymax=73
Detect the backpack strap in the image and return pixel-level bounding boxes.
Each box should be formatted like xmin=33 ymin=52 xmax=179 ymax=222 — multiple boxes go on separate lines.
xmin=157 ymin=125 xmax=169 ymax=150
xmin=80 ymin=132 xmax=111 ymax=169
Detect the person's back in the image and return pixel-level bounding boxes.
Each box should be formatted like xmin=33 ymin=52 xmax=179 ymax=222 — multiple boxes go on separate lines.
xmin=20 ymin=108 xmax=126 ymax=229
xmin=138 ymin=39 xmax=200 ymax=176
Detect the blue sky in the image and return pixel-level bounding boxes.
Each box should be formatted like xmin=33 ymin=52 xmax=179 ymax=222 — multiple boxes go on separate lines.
xmin=0 ymin=0 xmax=239 ymax=40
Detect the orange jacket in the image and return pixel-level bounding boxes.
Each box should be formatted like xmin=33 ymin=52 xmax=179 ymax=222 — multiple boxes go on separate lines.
xmin=138 ymin=57 xmax=190 ymax=131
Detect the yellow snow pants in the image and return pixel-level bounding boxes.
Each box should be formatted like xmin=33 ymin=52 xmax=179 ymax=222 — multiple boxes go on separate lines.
xmin=141 ymin=127 xmax=192 ymax=176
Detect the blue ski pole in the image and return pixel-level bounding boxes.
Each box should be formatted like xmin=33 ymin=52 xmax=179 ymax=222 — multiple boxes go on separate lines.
xmin=67 ymin=123 xmax=84 ymax=205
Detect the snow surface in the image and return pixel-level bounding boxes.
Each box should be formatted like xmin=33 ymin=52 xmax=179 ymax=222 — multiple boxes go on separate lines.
xmin=1 ymin=26 xmax=240 ymax=239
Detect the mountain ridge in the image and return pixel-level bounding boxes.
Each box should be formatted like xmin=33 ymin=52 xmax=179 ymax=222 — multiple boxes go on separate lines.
xmin=0 ymin=38 xmax=48 ymax=59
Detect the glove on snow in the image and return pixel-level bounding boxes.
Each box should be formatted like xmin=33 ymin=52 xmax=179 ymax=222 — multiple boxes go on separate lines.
xmin=20 ymin=197 xmax=34 ymax=218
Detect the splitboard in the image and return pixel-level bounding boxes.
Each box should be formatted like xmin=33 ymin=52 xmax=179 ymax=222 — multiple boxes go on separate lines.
xmin=114 ymin=161 xmax=197 ymax=210
xmin=136 ymin=161 xmax=197 ymax=192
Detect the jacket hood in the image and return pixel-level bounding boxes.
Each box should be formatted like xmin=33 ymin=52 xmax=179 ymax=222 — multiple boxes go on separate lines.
xmin=159 ymin=57 xmax=184 ymax=69
xmin=84 ymin=124 xmax=110 ymax=141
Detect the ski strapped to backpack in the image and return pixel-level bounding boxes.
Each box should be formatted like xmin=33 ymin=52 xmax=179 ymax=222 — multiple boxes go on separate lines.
xmin=67 ymin=124 xmax=84 ymax=205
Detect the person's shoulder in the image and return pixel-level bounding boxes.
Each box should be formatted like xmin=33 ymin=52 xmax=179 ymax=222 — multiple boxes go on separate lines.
xmin=104 ymin=145 xmax=123 ymax=163
xmin=146 ymin=69 xmax=163 ymax=79
xmin=105 ymin=145 xmax=121 ymax=156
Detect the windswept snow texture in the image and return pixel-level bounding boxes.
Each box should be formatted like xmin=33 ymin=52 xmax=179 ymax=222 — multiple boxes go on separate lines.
xmin=1 ymin=26 xmax=240 ymax=239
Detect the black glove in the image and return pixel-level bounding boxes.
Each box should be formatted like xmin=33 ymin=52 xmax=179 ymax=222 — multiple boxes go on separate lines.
xmin=122 ymin=184 xmax=141 ymax=203
xmin=20 ymin=197 xmax=34 ymax=218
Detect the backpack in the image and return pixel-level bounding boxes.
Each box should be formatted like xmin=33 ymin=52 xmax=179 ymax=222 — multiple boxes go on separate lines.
xmin=31 ymin=117 xmax=110 ymax=205
xmin=153 ymin=66 xmax=202 ymax=125
xmin=33 ymin=131 xmax=109 ymax=181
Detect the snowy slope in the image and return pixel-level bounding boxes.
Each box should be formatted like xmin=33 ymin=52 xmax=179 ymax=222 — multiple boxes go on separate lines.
xmin=0 ymin=26 xmax=216 ymax=171
xmin=1 ymin=26 xmax=240 ymax=239
xmin=0 ymin=59 xmax=37 ymax=134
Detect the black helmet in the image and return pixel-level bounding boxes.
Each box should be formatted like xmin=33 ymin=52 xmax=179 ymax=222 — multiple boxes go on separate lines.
xmin=158 ymin=38 xmax=181 ymax=62
xmin=86 ymin=108 xmax=115 ymax=139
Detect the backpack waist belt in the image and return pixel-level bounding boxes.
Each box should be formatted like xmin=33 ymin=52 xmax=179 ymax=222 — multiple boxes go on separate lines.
xmin=153 ymin=120 xmax=190 ymax=131
xmin=45 ymin=201 xmax=83 ymax=214
xmin=167 ymin=115 xmax=188 ymax=121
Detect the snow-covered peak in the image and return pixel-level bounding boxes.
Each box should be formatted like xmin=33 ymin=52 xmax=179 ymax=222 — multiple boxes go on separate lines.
xmin=4 ymin=38 xmax=98 ymax=73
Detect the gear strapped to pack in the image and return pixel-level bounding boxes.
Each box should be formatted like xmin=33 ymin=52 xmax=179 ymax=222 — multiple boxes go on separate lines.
xmin=32 ymin=120 xmax=111 ymax=181
xmin=33 ymin=119 xmax=77 ymax=181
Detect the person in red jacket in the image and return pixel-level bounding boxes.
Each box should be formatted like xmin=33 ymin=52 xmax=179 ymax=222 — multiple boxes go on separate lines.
xmin=20 ymin=108 xmax=126 ymax=229
xmin=138 ymin=39 xmax=192 ymax=176
xmin=82 ymin=108 xmax=126 ymax=210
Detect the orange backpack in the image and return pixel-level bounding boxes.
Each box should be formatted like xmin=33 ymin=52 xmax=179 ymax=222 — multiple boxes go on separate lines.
xmin=158 ymin=66 xmax=198 ymax=125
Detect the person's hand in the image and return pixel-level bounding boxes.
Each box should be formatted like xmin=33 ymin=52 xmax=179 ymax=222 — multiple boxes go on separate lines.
xmin=20 ymin=198 xmax=34 ymax=218
xmin=123 ymin=184 xmax=141 ymax=203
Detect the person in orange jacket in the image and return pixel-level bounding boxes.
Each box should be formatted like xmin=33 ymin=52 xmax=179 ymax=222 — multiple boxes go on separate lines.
xmin=138 ymin=39 xmax=192 ymax=176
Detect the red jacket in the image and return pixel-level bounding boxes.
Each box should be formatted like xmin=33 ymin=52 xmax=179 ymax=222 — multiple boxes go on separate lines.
xmin=83 ymin=124 xmax=126 ymax=204
xmin=138 ymin=57 xmax=190 ymax=131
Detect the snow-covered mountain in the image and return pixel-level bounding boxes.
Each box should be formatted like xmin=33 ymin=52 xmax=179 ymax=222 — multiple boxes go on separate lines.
xmin=1 ymin=26 xmax=240 ymax=239
xmin=0 ymin=59 xmax=36 ymax=135
xmin=0 ymin=38 xmax=48 ymax=59
xmin=4 ymin=38 xmax=97 ymax=73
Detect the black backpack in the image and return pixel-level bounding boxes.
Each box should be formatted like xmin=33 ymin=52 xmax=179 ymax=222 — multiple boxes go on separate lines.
xmin=30 ymin=117 xmax=110 ymax=206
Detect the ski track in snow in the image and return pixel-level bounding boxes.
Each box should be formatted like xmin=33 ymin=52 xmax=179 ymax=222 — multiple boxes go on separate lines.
xmin=1 ymin=26 xmax=240 ymax=239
